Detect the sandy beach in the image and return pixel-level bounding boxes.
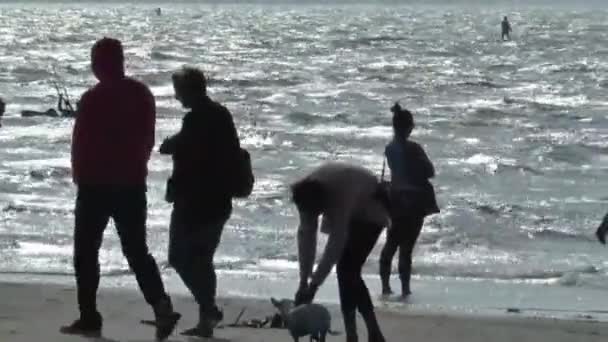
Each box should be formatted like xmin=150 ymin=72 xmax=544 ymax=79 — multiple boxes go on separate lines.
xmin=0 ymin=281 xmax=607 ymax=342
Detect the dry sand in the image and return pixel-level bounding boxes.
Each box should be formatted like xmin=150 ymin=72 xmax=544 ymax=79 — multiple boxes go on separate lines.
xmin=1 ymin=281 xmax=607 ymax=342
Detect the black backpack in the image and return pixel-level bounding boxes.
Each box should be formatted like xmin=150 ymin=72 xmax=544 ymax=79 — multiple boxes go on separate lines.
xmin=231 ymin=147 xmax=254 ymax=198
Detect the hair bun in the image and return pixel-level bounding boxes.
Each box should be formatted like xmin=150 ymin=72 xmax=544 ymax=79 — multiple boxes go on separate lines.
xmin=391 ymin=102 xmax=402 ymax=114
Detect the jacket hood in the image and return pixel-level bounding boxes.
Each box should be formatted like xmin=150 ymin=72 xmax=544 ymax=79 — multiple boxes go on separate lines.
xmin=91 ymin=38 xmax=125 ymax=82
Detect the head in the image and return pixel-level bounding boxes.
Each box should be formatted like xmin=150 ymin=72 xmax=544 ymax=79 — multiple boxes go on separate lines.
xmin=291 ymin=179 xmax=326 ymax=216
xmin=172 ymin=66 xmax=207 ymax=109
xmin=391 ymin=102 xmax=414 ymax=140
xmin=271 ymin=297 xmax=295 ymax=317
xmin=91 ymin=37 xmax=125 ymax=82
xmin=504 ymin=16 xmax=508 ymax=21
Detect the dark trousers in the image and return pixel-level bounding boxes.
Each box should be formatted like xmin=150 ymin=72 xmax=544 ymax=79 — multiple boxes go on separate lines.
xmin=379 ymin=214 xmax=424 ymax=295
xmin=337 ymin=220 xmax=384 ymax=339
xmin=168 ymin=202 xmax=226 ymax=316
xmin=73 ymin=185 xmax=166 ymax=318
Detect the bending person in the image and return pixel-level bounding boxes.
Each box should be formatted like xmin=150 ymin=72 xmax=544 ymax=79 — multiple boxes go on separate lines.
xmin=292 ymin=162 xmax=389 ymax=342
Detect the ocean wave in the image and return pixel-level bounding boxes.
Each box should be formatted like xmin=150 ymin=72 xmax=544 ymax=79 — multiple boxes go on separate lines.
xmin=460 ymin=81 xmax=506 ymax=89
xmin=2 ymin=203 xmax=71 ymax=215
xmin=531 ymin=229 xmax=595 ymax=242
xmin=503 ymin=96 xmax=573 ymax=111
xmin=212 ymin=77 xmax=305 ymax=88
xmin=28 ymin=166 xmax=71 ymax=181
xmin=412 ymin=264 xmax=599 ymax=282
xmin=286 ymin=111 xmax=349 ymax=125
xmin=0 ymin=268 xmax=133 ymax=277
xmin=330 ymin=35 xmax=407 ymax=48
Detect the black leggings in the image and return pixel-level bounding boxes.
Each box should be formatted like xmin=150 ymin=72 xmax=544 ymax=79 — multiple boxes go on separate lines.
xmin=379 ymin=215 xmax=424 ymax=294
xmin=337 ymin=220 xmax=384 ymax=335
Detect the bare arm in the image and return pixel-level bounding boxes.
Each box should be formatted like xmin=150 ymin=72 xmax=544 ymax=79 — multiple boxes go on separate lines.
xmin=297 ymin=211 xmax=318 ymax=287
xmin=309 ymin=212 xmax=349 ymax=288
xmin=416 ymin=144 xmax=435 ymax=179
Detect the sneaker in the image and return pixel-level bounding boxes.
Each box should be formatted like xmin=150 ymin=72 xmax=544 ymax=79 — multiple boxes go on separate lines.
xmin=153 ymin=296 xmax=181 ymax=341
xmin=206 ymin=305 xmax=224 ymax=326
xmin=181 ymin=306 xmax=223 ymax=338
xmin=381 ymin=286 xmax=393 ymax=296
xmin=180 ymin=321 xmax=213 ymax=338
xmin=60 ymin=313 xmax=102 ymax=338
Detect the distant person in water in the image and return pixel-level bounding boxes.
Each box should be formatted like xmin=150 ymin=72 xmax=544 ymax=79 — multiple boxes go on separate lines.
xmin=21 ymin=94 xmax=76 ymax=118
xmin=155 ymin=8 xmax=162 ymax=16
xmin=0 ymin=97 xmax=5 ymax=127
xmin=292 ymin=162 xmax=389 ymax=342
xmin=595 ymin=212 xmax=608 ymax=244
xmin=502 ymin=16 xmax=512 ymax=41
xmin=61 ymin=37 xmax=180 ymax=341
xmin=379 ymin=103 xmax=439 ymax=298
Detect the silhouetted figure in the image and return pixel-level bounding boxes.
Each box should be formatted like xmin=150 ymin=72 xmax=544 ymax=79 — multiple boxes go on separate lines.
xmin=0 ymin=97 xmax=5 ymax=127
xmin=379 ymin=103 xmax=439 ymax=298
xmin=155 ymin=8 xmax=162 ymax=16
xmin=58 ymin=93 xmax=76 ymax=116
xmin=160 ymin=67 xmax=240 ymax=338
xmin=596 ymin=212 xmax=608 ymax=244
xmin=20 ymin=94 xmax=76 ymax=118
xmin=292 ymin=162 xmax=389 ymax=342
xmin=61 ymin=37 xmax=180 ymax=341
xmin=502 ymin=16 xmax=512 ymax=41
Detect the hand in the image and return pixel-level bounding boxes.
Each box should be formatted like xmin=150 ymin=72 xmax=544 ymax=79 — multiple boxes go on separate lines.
xmin=294 ymin=283 xmax=318 ymax=306
xmin=159 ymin=138 xmax=173 ymax=155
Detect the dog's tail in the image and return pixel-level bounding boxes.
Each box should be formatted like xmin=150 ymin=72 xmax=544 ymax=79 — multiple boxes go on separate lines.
xmin=328 ymin=329 xmax=341 ymax=336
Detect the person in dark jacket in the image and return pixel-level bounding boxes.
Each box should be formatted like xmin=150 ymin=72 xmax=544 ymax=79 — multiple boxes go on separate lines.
xmin=61 ymin=37 xmax=180 ymax=341
xmin=160 ymin=66 xmax=240 ymax=338
xmin=292 ymin=162 xmax=389 ymax=342
xmin=379 ymin=103 xmax=439 ymax=298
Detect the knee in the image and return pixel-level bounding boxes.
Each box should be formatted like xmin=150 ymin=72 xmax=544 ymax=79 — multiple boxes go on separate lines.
xmin=168 ymin=247 xmax=185 ymax=270
xmin=123 ymin=243 xmax=152 ymax=266
xmin=379 ymin=247 xmax=392 ymax=262
xmin=73 ymin=249 xmax=97 ymax=269
xmin=337 ymin=264 xmax=358 ymax=283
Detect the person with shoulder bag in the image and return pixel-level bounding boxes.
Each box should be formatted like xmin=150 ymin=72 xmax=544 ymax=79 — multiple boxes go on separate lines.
xmin=159 ymin=66 xmax=252 ymax=338
xmin=379 ymin=102 xmax=439 ymax=298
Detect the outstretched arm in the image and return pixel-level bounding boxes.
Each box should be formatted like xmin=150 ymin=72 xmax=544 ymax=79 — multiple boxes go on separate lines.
xmin=297 ymin=211 xmax=318 ymax=287
xmin=309 ymin=211 xmax=349 ymax=288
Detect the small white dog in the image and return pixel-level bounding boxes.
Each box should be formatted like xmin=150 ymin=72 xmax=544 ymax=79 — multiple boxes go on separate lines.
xmin=271 ymin=297 xmax=340 ymax=342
